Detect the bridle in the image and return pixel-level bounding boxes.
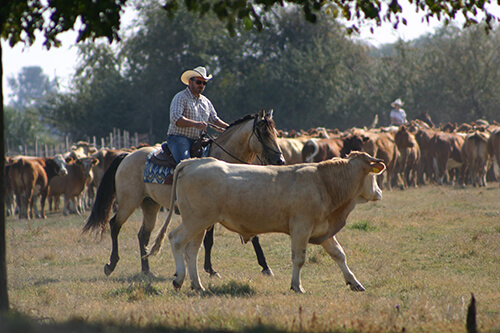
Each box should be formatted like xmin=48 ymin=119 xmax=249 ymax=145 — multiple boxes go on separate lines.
xmin=204 ymin=116 xmax=283 ymax=165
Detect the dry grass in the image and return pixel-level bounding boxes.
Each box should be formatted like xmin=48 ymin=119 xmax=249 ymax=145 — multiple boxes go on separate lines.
xmin=3 ymin=184 xmax=500 ymax=332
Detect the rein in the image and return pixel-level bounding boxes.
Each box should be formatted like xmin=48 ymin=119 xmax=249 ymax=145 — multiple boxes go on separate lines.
xmin=204 ymin=129 xmax=248 ymax=164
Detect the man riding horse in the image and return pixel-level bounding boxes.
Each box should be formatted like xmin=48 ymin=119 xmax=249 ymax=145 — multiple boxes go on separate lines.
xmin=167 ymin=66 xmax=229 ymax=163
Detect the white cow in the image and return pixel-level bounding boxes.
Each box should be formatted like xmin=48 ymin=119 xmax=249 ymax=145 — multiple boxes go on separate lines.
xmin=147 ymin=151 xmax=386 ymax=293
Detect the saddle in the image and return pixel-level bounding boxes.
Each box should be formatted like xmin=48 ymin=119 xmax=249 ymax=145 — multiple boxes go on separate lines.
xmin=150 ymin=135 xmax=212 ymax=169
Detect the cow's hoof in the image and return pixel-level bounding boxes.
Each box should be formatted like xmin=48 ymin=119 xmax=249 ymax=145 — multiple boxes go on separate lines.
xmin=262 ymin=268 xmax=274 ymax=277
xmin=347 ymin=282 xmax=365 ymax=292
xmin=104 ymin=264 xmax=113 ymax=276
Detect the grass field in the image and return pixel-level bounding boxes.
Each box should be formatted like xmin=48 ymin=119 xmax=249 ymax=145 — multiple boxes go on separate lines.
xmin=2 ymin=184 xmax=500 ymax=332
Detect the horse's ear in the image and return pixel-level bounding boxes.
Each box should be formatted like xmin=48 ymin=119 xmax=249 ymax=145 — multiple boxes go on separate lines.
xmin=266 ymin=109 xmax=274 ymax=119
xmin=258 ymin=109 xmax=266 ymax=119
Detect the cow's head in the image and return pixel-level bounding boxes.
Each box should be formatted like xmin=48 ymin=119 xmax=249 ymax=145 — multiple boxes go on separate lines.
xmin=341 ymin=134 xmax=370 ymax=157
xmin=348 ymin=151 xmax=386 ymax=203
xmin=53 ymin=154 xmax=68 ymax=176
xmin=395 ymin=126 xmax=416 ymax=148
xmin=77 ymin=157 xmax=100 ymax=178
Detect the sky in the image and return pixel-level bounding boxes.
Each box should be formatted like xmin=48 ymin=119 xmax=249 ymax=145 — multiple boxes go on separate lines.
xmin=2 ymin=1 xmax=499 ymax=105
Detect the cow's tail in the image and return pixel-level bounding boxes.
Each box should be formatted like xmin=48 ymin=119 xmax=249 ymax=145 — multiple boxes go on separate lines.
xmin=83 ymin=153 xmax=129 ymax=234
xmin=145 ymin=160 xmax=189 ymax=258
xmin=304 ymin=139 xmax=319 ymax=163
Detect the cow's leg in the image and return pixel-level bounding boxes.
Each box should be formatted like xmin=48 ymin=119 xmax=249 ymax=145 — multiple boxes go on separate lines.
xmin=203 ymin=227 xmax=220 ymax=277
xmin=169 ymin=225 xmax=189 ymax=290
xmin=170 ymin=219 xmax=211 ymax=291
xmin=321 ymin=236 xmax=365 ymax=292
xmin=39 ymin=189 xmax=48 ymax=219
xmin=62 ymin=195 xmax=70 ymax=216
xmin=251 ymin=236 xmax=274 ymax=276
xmin=290 ymin=224 xmax=311 ymax=293
xmin=185 ymin=231 xmax=206 ymax=291
xmin=138 ymin=199 xmax=161 ymax=276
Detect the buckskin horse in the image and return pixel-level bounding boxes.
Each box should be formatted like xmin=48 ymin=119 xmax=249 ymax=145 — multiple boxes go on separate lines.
xmin=83 ymin=109 xmax=285 ymax=277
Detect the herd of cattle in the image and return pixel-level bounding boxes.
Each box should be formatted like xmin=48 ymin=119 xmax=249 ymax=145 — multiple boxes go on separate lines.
xmin=4 ymin=118 xmax=500 ymax=220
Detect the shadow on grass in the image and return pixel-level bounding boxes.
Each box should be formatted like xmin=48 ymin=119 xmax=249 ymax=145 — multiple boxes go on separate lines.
xmin=202 ymin=280 xmax=257 ymax=298
xmin=1 ymin=311 xmax=286 ymax=333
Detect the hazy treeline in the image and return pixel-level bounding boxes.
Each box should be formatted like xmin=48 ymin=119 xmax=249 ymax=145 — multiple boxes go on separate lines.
xmin=6 ymin=1 xmax=500 ymax=147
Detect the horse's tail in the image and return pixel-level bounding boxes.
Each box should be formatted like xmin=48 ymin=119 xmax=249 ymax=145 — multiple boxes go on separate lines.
xmin=145 ymin=159 xmax=191 ymax=258
xmin=83 ymin=152 xmax=129 ymax=234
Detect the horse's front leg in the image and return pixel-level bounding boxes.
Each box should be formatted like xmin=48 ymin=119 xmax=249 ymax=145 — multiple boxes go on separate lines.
xmin=203 ymin=227 xmax=220 ymax=277
xmin=251 ymin=236 xmax=274 ymax=276
xmin=105 ymin=214 xmax=122 ymax=276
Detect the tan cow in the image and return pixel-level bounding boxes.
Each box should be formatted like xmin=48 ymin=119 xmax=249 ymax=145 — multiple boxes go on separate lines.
xmin=277 ymin=137 xmax=308 ymax=165
xmin=147 ymin=152 xmax=386 ymax=293
xmin=49 ymin=157 xmax=99 ymax=215
xmin=394 ymin=125 xmax=421 ymax=188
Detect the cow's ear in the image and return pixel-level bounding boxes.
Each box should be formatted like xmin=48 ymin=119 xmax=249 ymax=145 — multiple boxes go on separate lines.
xmin=369 ymin=162 xmax=386 ymax=174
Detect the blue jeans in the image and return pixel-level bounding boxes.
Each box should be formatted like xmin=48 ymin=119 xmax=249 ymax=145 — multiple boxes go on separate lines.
xmin=166 ymin=135 xmax=195 ymax=163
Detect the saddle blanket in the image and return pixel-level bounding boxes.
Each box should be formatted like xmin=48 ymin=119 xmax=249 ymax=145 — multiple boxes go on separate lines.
xmin=143 ymin=150 xmax=174 ymax=184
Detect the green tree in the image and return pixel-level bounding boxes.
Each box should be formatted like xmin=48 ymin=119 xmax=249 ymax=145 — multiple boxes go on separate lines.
xmin=7 ymin=66 xmax=58 ymax=110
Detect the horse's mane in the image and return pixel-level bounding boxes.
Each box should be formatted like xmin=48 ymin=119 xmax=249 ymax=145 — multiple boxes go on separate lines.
xmin=221 ymin=111 xmax=277 ymax=138
xmin=227 ymin=113 xmax=257 ymax=129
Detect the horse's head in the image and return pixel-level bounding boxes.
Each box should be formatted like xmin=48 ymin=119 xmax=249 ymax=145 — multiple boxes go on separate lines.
xmin=250 ymin=109 xmax=285 ymax=165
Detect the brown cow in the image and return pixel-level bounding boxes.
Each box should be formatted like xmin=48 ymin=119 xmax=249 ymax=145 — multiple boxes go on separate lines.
xmin=301 ymin=137 xmax=343 ymax=163
xmin=487 ymin=127 xmax=500 ymax=186
xmin=461 ymin=130 xmax=490 ymax=187
xmin=431 ymin=131 xmax=465 ymax=185
xmin=147 ymin=152 xmax=386 ymax=293
xmin=8 ymin=155 xmax=68 ymax=219
xmin=415 ymin=127 xmax=438 ymax=185
xmin=49 ymin=157 xmax=99 ymax=215
xmin=340 ymin=130 xmax=399 ymax=190
xmin=394 ymin=125 xmax=421 ymax=188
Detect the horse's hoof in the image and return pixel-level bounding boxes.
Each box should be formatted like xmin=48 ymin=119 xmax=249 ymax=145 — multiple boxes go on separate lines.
xmin=104 ymin=264 xmax=113 ymax=276
xmin=209 ymin=271 xmax=221 ymax=279
xmin=143 ymin=271 xmax=157 ymax=278
xmin=262 ymin=268 xmax=274 ymax=277
xmin=173 ymin=280 xmax=182 ymax=290
xmin=291 ymin=285 xmax=305 ymax=293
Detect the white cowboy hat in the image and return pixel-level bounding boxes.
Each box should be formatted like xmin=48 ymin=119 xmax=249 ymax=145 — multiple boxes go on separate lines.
xmin=180 ymin=66 xmax=213 ymax=85
xmin=391 ymin=98 xmax=404 ymax=107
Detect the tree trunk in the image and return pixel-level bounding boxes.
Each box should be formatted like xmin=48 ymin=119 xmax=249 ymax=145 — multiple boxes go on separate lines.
xmin=0 ymin=41 xmax=10 ymax=312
